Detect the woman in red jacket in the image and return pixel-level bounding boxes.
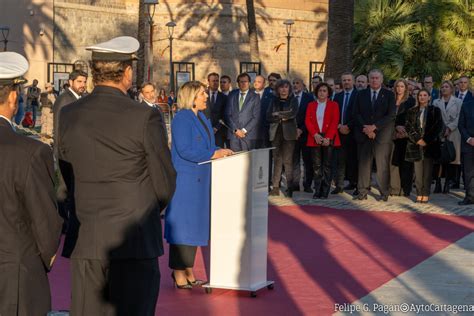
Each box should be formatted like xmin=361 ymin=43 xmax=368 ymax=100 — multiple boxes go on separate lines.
xmin=305 ymin=82 xmax=341 ymax=199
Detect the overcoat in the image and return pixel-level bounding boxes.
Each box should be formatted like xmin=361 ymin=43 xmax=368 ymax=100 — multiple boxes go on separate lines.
xmin=165 ymin=109 xmax=217 ymax=246
xmin=433 ymin=96 xmax=462 ymax=164
xmin=405 ymin=106 xmax=443 ymax=162
xmin=0 ymin=118 xmax=62 ymax=316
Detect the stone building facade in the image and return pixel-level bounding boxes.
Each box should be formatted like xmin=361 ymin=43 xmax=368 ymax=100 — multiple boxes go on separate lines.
xmin=1 ymin=0 xmax=328 ymax=91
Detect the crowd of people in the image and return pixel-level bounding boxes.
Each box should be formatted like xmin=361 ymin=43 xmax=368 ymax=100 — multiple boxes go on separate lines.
xmin=195 ymin=70 xmax=473 ymax=205
xmin=1 ymin=33 xmax=473 ymax=316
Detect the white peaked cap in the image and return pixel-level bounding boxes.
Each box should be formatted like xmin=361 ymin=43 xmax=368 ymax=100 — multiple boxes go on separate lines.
xmin=0 ymin=52 xmax=29 ymax=84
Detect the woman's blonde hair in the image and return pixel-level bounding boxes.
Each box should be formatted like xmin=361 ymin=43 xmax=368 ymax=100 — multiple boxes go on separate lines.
xmin=394 ymin=79 xmax=409 ymax=103
xmin=177 ymin=81 xmax=206 ymax=110
xmin=440 ymin=80 xmax=455 ymax=94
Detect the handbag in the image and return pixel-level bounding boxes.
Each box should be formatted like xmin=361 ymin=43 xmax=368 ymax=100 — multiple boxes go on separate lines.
xmin=438 ymin=140 xmax=456 ymax=164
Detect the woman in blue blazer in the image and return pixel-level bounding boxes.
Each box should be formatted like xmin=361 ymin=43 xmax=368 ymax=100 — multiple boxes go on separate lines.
xmin=165 ymin=81 xmax=233 ymax=289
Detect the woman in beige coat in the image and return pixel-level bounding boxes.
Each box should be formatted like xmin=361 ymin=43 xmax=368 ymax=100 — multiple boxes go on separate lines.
xmin=433 ymin=80 xmax=462 ymax=193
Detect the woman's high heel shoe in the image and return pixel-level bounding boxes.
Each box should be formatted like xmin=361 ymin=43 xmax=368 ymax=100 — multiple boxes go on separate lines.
xmin=187 ymin=279 xmax=207 ymax=287
xmin=171 ymin=272 xmax=192 ymax=289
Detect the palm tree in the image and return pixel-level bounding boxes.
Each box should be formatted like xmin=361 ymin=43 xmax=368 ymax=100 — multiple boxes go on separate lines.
xmin=353 ymin=0 xmax=473 ymax=81
xmin=136 ymin=0 xmax=147 ymax=88
xmin=325 ymin=0 xmax=355 ymax=79
xmin=246 ymin=0 xmax=260 ymax=62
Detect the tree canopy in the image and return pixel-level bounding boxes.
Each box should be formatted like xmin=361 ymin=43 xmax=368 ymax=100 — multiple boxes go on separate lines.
xmin=353 ymin=0 xmax=473 ymax=82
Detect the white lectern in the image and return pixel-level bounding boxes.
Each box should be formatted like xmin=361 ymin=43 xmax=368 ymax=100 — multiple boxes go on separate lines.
xmin=201 ymin=148 xmax=274 ymax=297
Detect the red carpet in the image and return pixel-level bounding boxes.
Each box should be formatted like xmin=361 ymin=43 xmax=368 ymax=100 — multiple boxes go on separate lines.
xmin=49 ymin=206 xmax=474 ymax=315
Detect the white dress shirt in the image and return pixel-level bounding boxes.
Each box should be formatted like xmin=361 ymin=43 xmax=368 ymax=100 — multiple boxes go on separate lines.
xmin=316 ymin=101 xmax=327 ymax=130
xmin=68 ymin=88 xmax=81 ymax=100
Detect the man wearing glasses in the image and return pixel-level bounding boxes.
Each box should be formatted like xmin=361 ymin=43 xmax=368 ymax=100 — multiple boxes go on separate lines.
xmin=423 ymin=75 xmax=439 ymax=104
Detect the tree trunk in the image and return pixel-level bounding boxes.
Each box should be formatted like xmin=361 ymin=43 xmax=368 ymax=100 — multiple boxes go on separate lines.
xmin=325 ymin=0 xmax=354 ymax=79
xmin=136 ymin=0 xmax=147 ymax=88
xmin=246 ymin=0 xmax=260 ymax=62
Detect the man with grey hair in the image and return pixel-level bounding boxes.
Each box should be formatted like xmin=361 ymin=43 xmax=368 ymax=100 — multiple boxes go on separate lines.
xmin=353 ymin=69 xmax=396 ymax=201
xmin=355 ymin=74 xmax=368 ymax=90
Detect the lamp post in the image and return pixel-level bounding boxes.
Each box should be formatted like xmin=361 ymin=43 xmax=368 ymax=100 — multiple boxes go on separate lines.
xmin=283 ymin=19 xmax=294 ymax=75
xmin=0 ymin=26 xmax=10 ymax=51
xmin=144 ymin=0 xmax=159 ymax=81
xmin=166 ymin=21 xmax=176 ymax=94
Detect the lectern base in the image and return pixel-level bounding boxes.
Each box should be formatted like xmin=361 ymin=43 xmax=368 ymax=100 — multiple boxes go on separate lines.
xmin=203 ymin=280 xmax=274 ymax=297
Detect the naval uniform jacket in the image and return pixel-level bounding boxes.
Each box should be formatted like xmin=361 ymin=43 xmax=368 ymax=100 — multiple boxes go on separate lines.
xmin=58 ymin=86 xmax=176 ymax=260
xmin=0 ymin=117 xmax=62 ymax=316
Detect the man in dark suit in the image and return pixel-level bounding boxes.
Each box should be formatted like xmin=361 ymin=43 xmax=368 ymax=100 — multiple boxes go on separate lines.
xmin=259 ymin=73 xmax=280 ymax=149
xmin=458 ymin=100 xmax=474 ymax=205
xmin=293 ymin=77 xmax=314 ymax=192
xmin=225 ymin=72 xmax=261 ymax=151
xmin=140 ymin=81 xmax=168 ymax=142
xmin=0 ymin=52 xmax=62 ymax=316
xmin=58 ymin=37 xmax=176 ymax=315
xmin=353 ymin=69 xmax=396 ymax=201
xmin=423 ymin=75 xmax=439 ymax=104
xmin=53 ymin=69 xmax=87 ymax=233
xmin=204 ymin=72 xmax=228 ymax=148
xmin=456 ymin=76 xmax=473 ymax=104
xmin=332 ymin=72 xmax=359 ymax=195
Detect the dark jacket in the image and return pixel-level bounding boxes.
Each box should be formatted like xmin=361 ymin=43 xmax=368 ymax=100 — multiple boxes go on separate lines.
xmin=392 ymin=96 xmax=416 ymax=166
xmin=458 ymin=100 xmax=474 ymax=153
xmin=203 ymin=90 xmax=227 ymax=129
xmin=295 ymin=91 xmax=315 ymax=143
xmin=0 ymin=118 xmax=62 ymax=316
xmin=405 ymin=105 xmax=443 ymax=162
xmin=353 ymin=87 xmax=396 ymax=144
xmin=53 ymin=88 xmax=80 ymax=156
xmin=225 ymin=88 xmax=261 ymax=140
xmin=58 ymin=86 xmax=176 ymax=260
xmin=266 ymin=95 xmax=298 ymax=141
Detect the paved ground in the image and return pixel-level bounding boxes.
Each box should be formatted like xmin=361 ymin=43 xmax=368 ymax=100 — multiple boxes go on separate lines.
xmin=269 ymin=184 xmax=474 ymax=316
xmin=270 ymin=186 xmax=473 ymax=217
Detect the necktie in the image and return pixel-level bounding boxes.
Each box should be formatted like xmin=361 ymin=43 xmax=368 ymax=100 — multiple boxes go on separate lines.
xmin=342 ymin=92 xmax=350 ymax=124
xmin=239 ymin=92 xmax=245 ymax=111
xmin=372 ymin=91 xmax=377 ymax=109
xmin=459 ymin=93 xmax=464 ymax=100
xmin=212 ymin=92 xmax=217 ymax=105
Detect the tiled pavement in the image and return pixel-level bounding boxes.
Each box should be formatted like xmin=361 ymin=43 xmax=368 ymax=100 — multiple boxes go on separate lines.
xmin=269 ymin=188 xmax=473 ymax=217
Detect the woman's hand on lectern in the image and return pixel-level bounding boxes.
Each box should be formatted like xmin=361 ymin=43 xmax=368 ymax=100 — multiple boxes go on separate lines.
xmin=211 ymin=148 xmax=234 ymax=159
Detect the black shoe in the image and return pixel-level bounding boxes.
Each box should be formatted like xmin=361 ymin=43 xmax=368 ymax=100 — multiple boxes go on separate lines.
xmin=451 ymin=183 xmax=460 ymax=189
xmin=187 ymin=279 xmax=207 ymax=287
xmin=286 ymin=188 xmax=294 ymax=198
xmin=312 ymin=192 xmax=320 ymax=199
xmin=269 ymin=188 xmax=280 ymax=196
xmin=319 ymin=195 xmax=329 ymax=199
xmin=344 ymin=184 xmax=356 ymax=191
xmin=352 ymin=189 xmax=360 ymax=196
xmin=443 ymin=181 xmax=450 ymax=194
xmin=303 ymin=186 xmax=313 ymax=193
xmin=331 ymin=187 xmax=343 ymax=194
xmin=458 ymin=199 xmax=474 ymax=206
xmin=378 ymin=195 xmax=389 ymax=202
xmin=171 ymin=272 xmax=193 ymax=289
xmin=434 ymin=179 xmax=442 ymax=193
xmin=353 ymin=193 xmax=367 ymax=200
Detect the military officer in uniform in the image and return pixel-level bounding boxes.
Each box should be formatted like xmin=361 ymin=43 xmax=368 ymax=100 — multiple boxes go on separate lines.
xmin=0 ymin=52 xmax=62 ymax=316
xmin=58 ymin=36 xmax=176 ymax=315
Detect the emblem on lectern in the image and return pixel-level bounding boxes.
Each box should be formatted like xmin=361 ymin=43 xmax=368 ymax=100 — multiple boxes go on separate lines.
xmin=258 ymin=166 xmax=263 ymax=180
